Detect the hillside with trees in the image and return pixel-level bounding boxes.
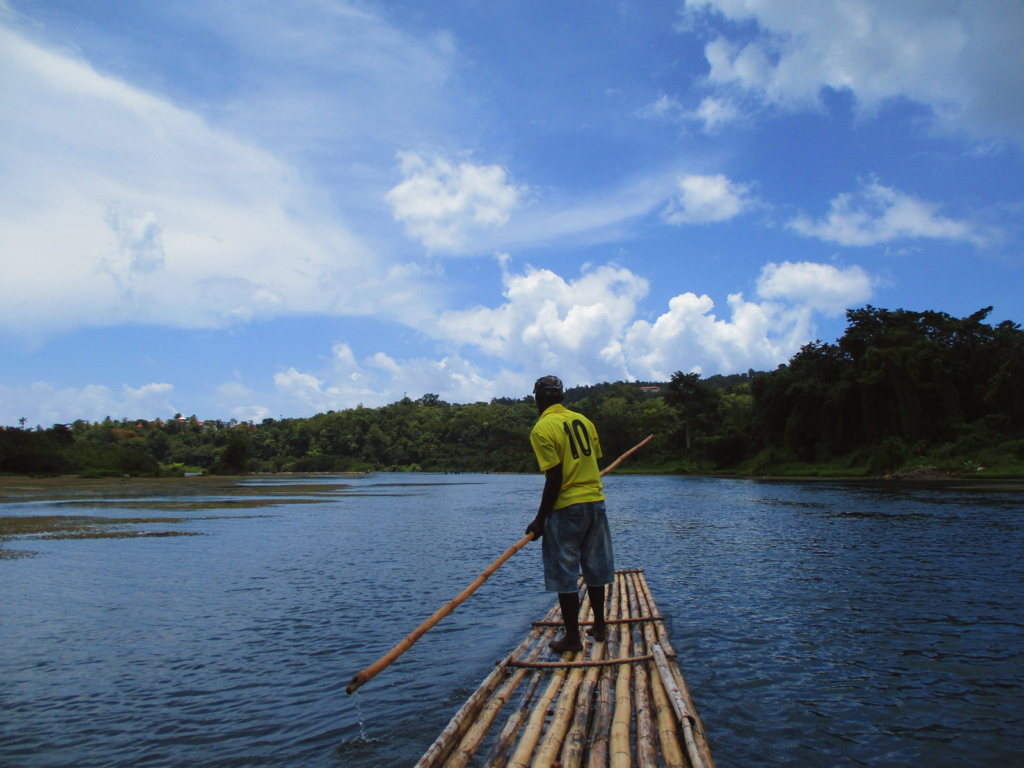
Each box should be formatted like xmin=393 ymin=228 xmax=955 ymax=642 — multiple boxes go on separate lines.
xmin=2 ymin=306 xmax=1022 ymax=479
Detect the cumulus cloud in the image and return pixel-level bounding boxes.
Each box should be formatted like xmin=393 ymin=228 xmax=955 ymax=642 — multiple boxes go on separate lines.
xmin=683 ymin=0 xmax=1024 ymax=140
xmin=662 ymin=174 xmax=755 ymax=224
xmin=755 ymin=261 xmax=874 ymax=317
xmin=434 ymin=260 xmax=873 ymax=381
xmin=0 ymin=382 xmax=176 ymax=426
xmin=788 ymin=181 xmax=985 ymax=246
xmin=269 ymin=257 xmax=879 ymax=412
xmin=385 ymin=152 xmax=526 ymax=251
xmin=624 ymin=293 xmax=814 ymax=381
xmin=435 ymin=265 xmax=649 ymax=384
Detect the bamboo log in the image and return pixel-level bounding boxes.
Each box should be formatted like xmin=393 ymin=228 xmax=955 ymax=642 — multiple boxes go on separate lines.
xmin=415 ymin=603 xmax=560 ymax=768
xmin=584 ymin=578 xmax=619 ymax=768
xmin=562 ymin=580 xmax=613 ymax=768
xmin=587 ymin=666 xmax=615 ymax=768
xmin=480 ymin=591 xmax=575 ymax=768
xmin=629 ymin=574 xmax=685 ymax=768
xmin=625 ymin=576 xmax=657 ymax=768
xmin=443 ymin=631 xmax=553 ymax=768
xmin=531 ymin=595 xmax=596 ymax=768
xmin=651 ymin=644 xmax=703 ymax=768
xmin=482 ymin=669 xmax=545 ymax=768
xmin=609 ymin=576 xmax=633 ymax=768
xmin=635 ymin=573 xmax=715 ymax=768
xmin=530 ymin=617 xmax=664 ymax=627
xmin=506 ymin=655 xmax=658 ymax=669
xmin=505 ymin=640 xmax=579 ymax=768
xmin=348 ymin=437 xmax=654 ymax=695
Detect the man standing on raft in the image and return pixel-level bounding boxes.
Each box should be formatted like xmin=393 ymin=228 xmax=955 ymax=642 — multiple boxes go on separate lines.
xmin=526 ymin=375 xmax=615 ymax=653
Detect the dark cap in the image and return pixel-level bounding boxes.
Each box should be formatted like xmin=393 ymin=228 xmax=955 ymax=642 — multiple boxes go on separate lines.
xmin=533 ymin=375 xmax=564 ymax=397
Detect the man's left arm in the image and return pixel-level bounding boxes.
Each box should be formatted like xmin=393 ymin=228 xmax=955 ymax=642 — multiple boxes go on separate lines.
xmin=526 ymin=463 xmax=562 ymax=540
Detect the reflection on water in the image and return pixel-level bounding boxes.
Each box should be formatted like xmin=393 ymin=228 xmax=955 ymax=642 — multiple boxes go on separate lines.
xmin=1 ymin=474 xmax=1022 ymax=767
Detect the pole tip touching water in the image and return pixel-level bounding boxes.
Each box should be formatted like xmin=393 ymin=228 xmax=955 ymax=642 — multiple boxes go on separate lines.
xmin=345 ymin=434 xmax=654 ymax=695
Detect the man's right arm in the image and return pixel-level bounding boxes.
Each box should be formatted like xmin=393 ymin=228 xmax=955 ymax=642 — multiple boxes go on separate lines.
xmin=527 ymin=463 xmax=562 ymax=540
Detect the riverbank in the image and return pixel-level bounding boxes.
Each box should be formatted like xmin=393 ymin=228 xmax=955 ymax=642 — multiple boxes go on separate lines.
xmin=5 ymin=464 xmax=1024 ymax=496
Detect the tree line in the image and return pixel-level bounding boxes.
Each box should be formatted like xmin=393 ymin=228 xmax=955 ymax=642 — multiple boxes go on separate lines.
xmin=3 ymin=306 xmax=1022 ymax=478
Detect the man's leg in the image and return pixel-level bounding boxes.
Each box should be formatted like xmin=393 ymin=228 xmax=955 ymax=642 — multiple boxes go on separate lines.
xmin=586 ymin=584 xmax=607 ymax=642
xmin=550 ymin=591 xmax=583 ymax=653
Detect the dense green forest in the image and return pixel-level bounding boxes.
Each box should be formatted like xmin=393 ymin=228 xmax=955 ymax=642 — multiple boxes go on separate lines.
xmin=3 ymin=306 xmax=1023 ymax=478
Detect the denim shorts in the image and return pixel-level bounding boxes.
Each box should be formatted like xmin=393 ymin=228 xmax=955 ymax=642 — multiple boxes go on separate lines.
xmin=542 ymin=500 xmax=615 ymax=593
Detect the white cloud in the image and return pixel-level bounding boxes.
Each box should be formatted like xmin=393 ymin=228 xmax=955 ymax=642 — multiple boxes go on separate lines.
xmin=693 ymin=95 xmax=741 ymax=131
xmin=638 ymin=94 xmax=686 ymax=120
xmin=637 ymin=94 xmax=740 ymax=132
xmin=231 ymin=405 xmax=271 ymax=422
xmin=267 ymin=257 xmax=879 ymax=412
xmin=755 ymin=261 xmax=874 ymax=316
xmin=385 ymin=152 xmax=526 ymax=251
xmin=624 ymin=293 xmax=813 ymax=381
xmin=662 ymin=174 xmax=755 ymax=224
xmin=684 ymin=0 xmax=1024 ymax=140
xmin=435 ymin=264 xmax=650 ymax=384
xmin=788 ymin=181 xmax=985 ymax=246
xmin=0 ymin=382 xmax=176 ymax=426
xmin=0 ymin=23 xmax=405 ymax=337
xmin=273 ymin=353 xmax=502 ymax=412
xmin=434 ymin=260 xmax=873 ymax=382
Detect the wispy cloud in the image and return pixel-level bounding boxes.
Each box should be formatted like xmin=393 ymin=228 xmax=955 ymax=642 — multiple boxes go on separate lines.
xmin=637 ymin=93 xmax=741 ymax=132
xmin=0 ymin=23 xmax=399 ymax=337
xmin=788 ymin=180 xmax=986 ymax=246
xmin=0 ymin=382 xmax=176 ymax=426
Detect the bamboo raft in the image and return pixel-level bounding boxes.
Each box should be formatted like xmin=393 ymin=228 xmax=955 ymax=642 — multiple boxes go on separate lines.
xmin=413 ymin=568 xmax=714 ymax=768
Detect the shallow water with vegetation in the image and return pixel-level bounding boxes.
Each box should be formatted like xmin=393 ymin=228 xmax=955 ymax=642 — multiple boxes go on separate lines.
xmin=1 ymin=474 xmax=1021 ymax=766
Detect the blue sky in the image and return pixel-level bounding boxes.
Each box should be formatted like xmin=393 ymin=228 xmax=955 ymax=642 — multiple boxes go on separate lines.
xmin=2 ymin=0 xmax=1022 ymax=424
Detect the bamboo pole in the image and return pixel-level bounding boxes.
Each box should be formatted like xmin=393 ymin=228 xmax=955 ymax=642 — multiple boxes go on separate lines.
xmin=506 ymin=655 xmax=657 ymax=669
xmin=443 ymin=628 xmax=554 ymax=768
xmin=609 ymin=576 xmax=633 ymax=768
xmin=563 ymin=579 xmax=613 ymax=768
xmin=600 ymin=434 xmax=654 ymax=475
xmin=651 ymin=644 xmax=704 ymax=768
xmin=347 ymin=532 xmax=535 ymax=694
xmin=482 ymin=669 xmax=545 ymax=768
xmin=506 ymin=587 xmax=587 ymax=768
xmin=625 ymin=576 xmax=657 ymax=768
xmin=480 ymin=578 xmax=585 ymax=768
xmin=584 ymin=577 xmax=620 ymax=768
xmin=635 ymin=573 xmax=715 ymax=768
xmin=347 ymin=436 xmax=654 ymax=695
xmin=505 ymin=659 xmax=569 ymax=768
xmin=531 ymin=596 xmax=596 ymax=768
xmin=629 ymin=574 xmax=685 ymax=768
xmin=415 ymin=603 xmax=560 ymax=768
xmin=531 ymin=617 xmax=663 ymax=627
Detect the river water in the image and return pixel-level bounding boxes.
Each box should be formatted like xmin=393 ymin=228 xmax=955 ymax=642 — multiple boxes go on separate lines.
xmin=1 ymin=474 xmax=1022 ymax=767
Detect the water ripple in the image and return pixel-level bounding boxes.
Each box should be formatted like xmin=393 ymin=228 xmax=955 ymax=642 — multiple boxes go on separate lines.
xmin=1 ymin=474 xmax=1022 ymax=766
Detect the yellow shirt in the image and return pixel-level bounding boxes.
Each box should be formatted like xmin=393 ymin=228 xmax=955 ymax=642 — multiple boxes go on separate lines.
xmin=530 ymin=404 xmax=605 ymax=510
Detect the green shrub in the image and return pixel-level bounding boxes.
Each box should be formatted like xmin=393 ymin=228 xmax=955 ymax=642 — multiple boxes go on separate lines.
xmin=78 ymin=468 xmax=123 ymax=479
xmin=869 ymin=436 xmax=907 ymax=474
